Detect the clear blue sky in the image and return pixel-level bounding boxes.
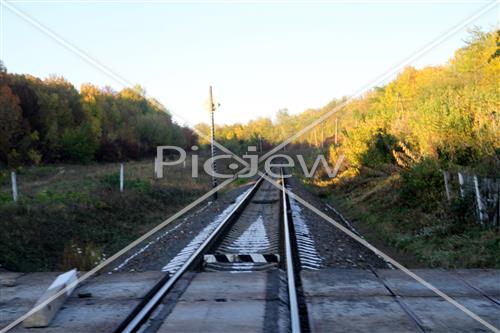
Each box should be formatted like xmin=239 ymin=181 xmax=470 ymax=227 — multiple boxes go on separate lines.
xmin=1 ymin=1 xmax=498 ymax=126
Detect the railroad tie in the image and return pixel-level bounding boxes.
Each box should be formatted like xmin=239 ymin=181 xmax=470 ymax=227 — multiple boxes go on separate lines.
xmin=204 ymin=253 xmax=280 ymax=264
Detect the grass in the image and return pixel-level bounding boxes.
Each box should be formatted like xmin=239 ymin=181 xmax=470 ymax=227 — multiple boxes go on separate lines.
xmin=0 ymin=154 xmax=246 ymax=272
xmin=305 ymin=168 xmax=500 ymax=268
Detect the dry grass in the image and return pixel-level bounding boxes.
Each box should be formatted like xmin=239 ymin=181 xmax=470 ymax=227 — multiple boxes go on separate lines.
xmin=0 ymin=152 xmax=247 ymax=271
xmin=322 ymin=171 xmax=500 ymax=268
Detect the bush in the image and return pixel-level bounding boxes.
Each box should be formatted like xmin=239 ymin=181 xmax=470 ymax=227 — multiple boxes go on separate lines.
xmin=96 ymin=140 xmax=121 ymax=162
xmin=96 ymin=138 xmax=141 ymax=162
xmin=117 ymin=138 xmax=140 ymax=160
xmin=101 ymin=173 xmax=151 ymax=193
xmin=7 ymin=149 xmax=21 ymax=168
xmin=400 ymin=158 xmax=444 ymax=211
xmin=61 ymin=126 xmax=98 ymax=163
xmin=27 ymin=149 xmax=42 ymax=165
xmin=136 ymin=113 xmax=171 ymax=150
xmin=360 ymin=131 xmax=397 ymax=168
xmin=449 ymin=196 xmax=476 ymax=225
xmin=0 ymin=192 xmax=11 ymax=203
xmin=61 ymin=241 xmax=106 ymax=271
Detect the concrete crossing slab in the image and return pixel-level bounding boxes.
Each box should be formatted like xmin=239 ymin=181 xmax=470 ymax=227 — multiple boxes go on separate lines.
xmin=157 ymin=271 xmax=280 ymax=333
xmin=1 ymin=272 xmax=61 ymax=304
xmin=302 ymin=269 xmax=500 ymax=333
xmin=453 ymin=269 xmax=500 ymax=302
xmin=376 ymin=269 xmax=485 ymax=297
xmin=403 ymin=297 xmax=500 ymax=333
xmin=306 ymin=296 xmax=421 ymax=333
xmin=301 ymin=269 xmax=390 ymax=297
xmin=0 ymin=272 xmax=23 ymax=288
xmin=1 ymin=272 xmax=62 ymax=328
xmin=176 ymin=271 xmax=272 ymax=301
xmin=11 ymin=299 xmax=145 ymax=333
xmin=1 ymin=271 xmax=165 ymax=332
xmin=157 ymin=300 xmax=272 ymax=333
xmin=3 ymin=269 xmax=499 ymax=332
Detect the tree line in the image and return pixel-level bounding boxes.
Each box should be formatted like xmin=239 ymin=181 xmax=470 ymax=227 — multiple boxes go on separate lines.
xmin=196 ymin=29 xmax=499 ymax=175
xmin=1 ymin=29 xmax=497 ymax=173
xmin=0 ymin=65 xmax=196 ymax=167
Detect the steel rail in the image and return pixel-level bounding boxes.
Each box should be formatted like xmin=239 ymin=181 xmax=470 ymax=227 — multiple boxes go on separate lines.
xmin=118 ymin=175 xmax=265 ymax=333
xmin=281 ymin=170 xmax=302 ymax=333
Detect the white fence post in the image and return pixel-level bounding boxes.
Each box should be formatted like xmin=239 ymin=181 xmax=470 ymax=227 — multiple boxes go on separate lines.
xmin=11 ymin=171 xmax=18 ymax=202
xmin=473 ymin=175 xmax=485 ymax=225
xmin=154 ymin=157 xmax=158 ymax=178
xmin=458 ymin=172 xmax=465 ymax=198
xmin=119 ymin=163 xmax=124 ymax=193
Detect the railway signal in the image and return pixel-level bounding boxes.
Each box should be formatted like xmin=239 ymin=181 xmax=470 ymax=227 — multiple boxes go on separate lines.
xmin=205 ymin=85 xmax=220 ymax=200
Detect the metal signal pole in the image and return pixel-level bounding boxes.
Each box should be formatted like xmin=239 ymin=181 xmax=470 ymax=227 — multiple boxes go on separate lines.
xmin=208 ymin=86 xmax=218 ymax=200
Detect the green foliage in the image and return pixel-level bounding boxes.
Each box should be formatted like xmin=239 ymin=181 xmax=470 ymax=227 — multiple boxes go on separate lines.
xmin=328 ymin=174 xmax=500 ymax=268
xmin=136 ymin=113 xmax=171 ymax=148
xmin=195 ymin=29 xmax=499 ymax=176
xmin=0 ymin=192 xmax=11 ymax=203
xmin=127 ymin=178 xmax=152 ymax=192
xmin=0 ymin=161 xmax=209 ymax=272
xmin=0 ymin=69 xmax=197 ymax=166
xmin=101 ymin=172 xmax=152 ymax=193
xmin=7 ymin=149 xmax=22 ymax=168
xmin=360 ymin=130 xmax=397 ymax=168
xmin=0 ymin=84 xmax=22 ymax=164
xmin=33 ymin=190 xmax=90 ymax=204
xmin=100 ymin=172 xmax=122 ymax=187
xmin=400 ymin=159 xmax=444 ymax=211
xmin=62 ymin=241 xmax=106 ymax=271
xmin=61 ymin=126 xmax=98 ymax=163
xmin=449 ymin=196 xmax=476 ymax=224
xmin=306 ymin=29 xmax=499 ymax=268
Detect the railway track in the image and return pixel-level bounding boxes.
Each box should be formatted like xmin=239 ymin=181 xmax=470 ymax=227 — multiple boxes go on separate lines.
xmin=114 ymin=170 xmax=309 ymax=333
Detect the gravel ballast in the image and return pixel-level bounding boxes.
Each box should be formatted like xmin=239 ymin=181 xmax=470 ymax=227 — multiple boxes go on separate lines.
xmin=286 ymin=177 xmax=389 ymax=269
xmin=110 ymin=183 xmax=253 ymax=272
xmin=111 ymin=175 xmax=392 ymax=273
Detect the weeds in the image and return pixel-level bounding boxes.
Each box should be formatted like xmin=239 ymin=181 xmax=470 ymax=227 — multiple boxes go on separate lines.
xmin=0 ymin=159 xmax=212 ymax=272
xmin=306 ymin=157 xmax=499 ymax=268
xmin=61 ymin=241 xmax=107 ymax=271
xmin=399 ymin=158 xmax=444 ymax=212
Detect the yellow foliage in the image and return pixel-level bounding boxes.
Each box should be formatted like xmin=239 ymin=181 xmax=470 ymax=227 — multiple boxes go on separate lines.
xmin=194 ymin=29 xmax=499 ymax=172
